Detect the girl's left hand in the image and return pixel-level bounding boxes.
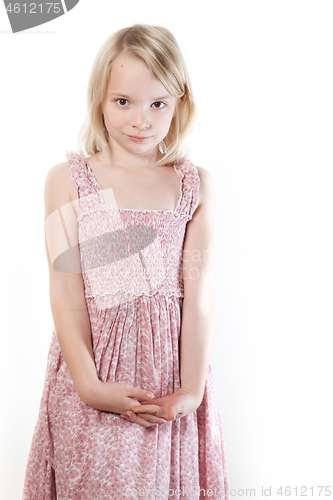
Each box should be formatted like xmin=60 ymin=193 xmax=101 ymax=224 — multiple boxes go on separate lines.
xmin=120 ymin=389 xmax=202 ymax=426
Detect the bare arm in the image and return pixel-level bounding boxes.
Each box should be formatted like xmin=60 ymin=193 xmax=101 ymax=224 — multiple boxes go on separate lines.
xmin=44 ymin=162 xmax=102 ymax=404
xmin=179 ymin=167 xmax=218 ymax=405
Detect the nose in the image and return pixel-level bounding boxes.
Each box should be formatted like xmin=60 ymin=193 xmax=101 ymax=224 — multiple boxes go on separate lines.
xmin=131 ymin=106 xmax=150 ymax=131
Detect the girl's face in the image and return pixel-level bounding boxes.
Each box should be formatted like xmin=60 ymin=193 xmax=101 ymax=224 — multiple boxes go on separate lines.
xmin=102 ymin=54 xmax=180 ymax=163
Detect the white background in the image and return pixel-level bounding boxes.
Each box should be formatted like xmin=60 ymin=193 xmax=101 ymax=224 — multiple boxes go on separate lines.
xmin=0 ymin=1 xmax=332 ymax=499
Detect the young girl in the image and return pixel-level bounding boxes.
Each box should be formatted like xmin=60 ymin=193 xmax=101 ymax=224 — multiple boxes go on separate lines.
xmin=22 ymin=24 xmax=230 ymax=500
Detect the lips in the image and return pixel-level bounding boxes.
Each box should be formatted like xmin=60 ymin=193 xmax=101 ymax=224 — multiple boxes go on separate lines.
xmin=128 ymin=135 xmax=150 ymax=139
xmin=127 ymin=135 xmax=151 ymax=143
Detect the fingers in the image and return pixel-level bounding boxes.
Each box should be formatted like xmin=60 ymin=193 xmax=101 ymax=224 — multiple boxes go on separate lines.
xmin=121 ymin=411 xmax=167 ymax=427
xmin=131 ymin=387 xmax=154 ymax=402
xmin=126 ymin=398 xmax=158 ymax=414
xmin=133 ymin=404 xmax=173 ymax=422
xmin=121 ymin=412 xmax=148 ymax=426
xmin=132 ymin=404 xmax=161 ymax=414
xmin=138 ymin=412 xmax=167 ymax=424
xmin=139 ymin=398 xmax=161 ymax=405
xmin=127 ymin=410 xmax=166 ymax=424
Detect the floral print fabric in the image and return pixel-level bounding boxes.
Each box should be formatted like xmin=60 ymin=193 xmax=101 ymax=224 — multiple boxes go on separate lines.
xmin=22 ymin=151 xmax=230 ymax=499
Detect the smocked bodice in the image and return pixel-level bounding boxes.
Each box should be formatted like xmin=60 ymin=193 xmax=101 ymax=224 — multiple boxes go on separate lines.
xmin=66 ymin=151 xmax=200 ymax=311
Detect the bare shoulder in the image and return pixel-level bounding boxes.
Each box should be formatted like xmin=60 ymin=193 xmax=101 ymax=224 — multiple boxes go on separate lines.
xmin=195 ymin=166 xmax=215 ymax=209
xmin=44 ymin=161 xmax=75 ymax=219
xmin=44 ymin=161 xmax=83 ymax=287
xmin=45 ymin=161 xmax=73 ymax=187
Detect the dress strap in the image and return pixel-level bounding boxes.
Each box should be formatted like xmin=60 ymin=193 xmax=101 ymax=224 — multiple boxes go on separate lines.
xmin=66 ymin=150 xmax=109 ymax=216
xmin=174 ymin=158 xmax=200 ymax=220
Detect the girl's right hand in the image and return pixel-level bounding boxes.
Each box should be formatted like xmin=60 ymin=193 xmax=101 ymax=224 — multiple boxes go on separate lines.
xmin=84 ymin=381 xmax=167 ymax=427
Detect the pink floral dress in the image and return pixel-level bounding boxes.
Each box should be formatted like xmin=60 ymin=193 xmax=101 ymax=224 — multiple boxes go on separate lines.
xmin=22 ymin=151 xmax=230 ymax=500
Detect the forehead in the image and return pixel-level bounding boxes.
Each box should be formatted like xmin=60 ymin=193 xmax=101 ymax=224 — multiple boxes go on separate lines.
xmin=107 ymin=55 xmax=169 ymax=95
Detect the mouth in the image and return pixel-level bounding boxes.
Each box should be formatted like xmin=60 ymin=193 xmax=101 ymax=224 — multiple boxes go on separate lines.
xmin=127 ymin=135 xmax=151 ymax=142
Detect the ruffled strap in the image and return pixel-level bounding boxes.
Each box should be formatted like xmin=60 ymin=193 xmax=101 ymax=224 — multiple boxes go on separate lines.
xmin=175 ymin=158 xmax=200 ymax=220
xmin=66 ymin=150 xmax=108 ymax=215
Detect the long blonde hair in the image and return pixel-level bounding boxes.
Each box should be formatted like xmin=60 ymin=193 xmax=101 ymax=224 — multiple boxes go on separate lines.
xmin=75 ymin=24 xmax=198 ymax=166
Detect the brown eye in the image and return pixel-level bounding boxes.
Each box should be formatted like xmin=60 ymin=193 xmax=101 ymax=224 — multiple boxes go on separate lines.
xmin=116 ymin=99 xmax=129 ymax=106
xmin=152 ymin=101 xmax=166 ymax=109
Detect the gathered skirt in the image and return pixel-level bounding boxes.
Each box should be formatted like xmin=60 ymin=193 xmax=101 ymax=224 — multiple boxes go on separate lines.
xmin=22 ymin=294 xmax=229 ymax=500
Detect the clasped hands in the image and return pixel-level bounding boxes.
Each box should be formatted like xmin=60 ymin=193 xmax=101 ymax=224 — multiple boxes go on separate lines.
xmin=120 ymin=388 xmax=201 ymax=428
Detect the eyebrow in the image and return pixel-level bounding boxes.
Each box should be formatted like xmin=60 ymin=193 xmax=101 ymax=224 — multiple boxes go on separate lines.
xmin=109 ymin=92 xmax=171 ymax=100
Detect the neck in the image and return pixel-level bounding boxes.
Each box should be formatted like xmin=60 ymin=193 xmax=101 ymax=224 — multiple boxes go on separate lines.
xmin=102 ymin=142 xmax=165 ymax=170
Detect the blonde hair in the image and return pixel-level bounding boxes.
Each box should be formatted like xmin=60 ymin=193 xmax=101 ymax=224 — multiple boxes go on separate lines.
xmin=74 ymin=24 xmax=198 ymax=166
